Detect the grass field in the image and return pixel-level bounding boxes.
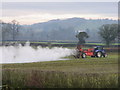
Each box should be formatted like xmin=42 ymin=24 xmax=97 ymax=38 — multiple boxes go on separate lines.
xmin=1 ymin=52 xmax=118 ymax=88
xmin=2 ymin=41 xmax=120 ymax=46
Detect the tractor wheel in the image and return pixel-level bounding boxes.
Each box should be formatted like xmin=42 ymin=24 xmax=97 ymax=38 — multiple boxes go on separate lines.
xmin=81 ymin=53 xmax=86 ymax=58
xmin=91 ymin=56 xmax=95 ymax=58
xmin=96 ymin=52 xmax=102 ymax=58
xmin=74 ymin=54 xmax=80 ymax=58
xmin=103 ymin=53 xmax=107 ymax=57
xmin=77 ymin=55 xmax=80 ymax=58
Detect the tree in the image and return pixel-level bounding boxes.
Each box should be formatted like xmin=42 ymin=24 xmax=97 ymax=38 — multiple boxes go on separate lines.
xmin=10 ymin=20 xmax=20 ymax=40
xmin=76 ymin=32 xmax=89 ymax=45
xmin=0 ymin=20 xmax=12 ymax=40
xmin=99 ymin=24 xmax=118 ymax=46
xmin=118 ymin=24 xmax=120 ymax=42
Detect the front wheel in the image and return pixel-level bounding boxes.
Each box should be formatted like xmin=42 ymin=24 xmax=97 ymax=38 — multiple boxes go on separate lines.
xmin=96 ymin=52 xmax=102 ymax=58
xmin=103 ymin=53 xmax=107 ymax=57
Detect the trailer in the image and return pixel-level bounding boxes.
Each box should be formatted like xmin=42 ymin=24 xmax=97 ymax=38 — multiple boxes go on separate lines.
xmin=74 ymin=46 xmax=107 ymax=58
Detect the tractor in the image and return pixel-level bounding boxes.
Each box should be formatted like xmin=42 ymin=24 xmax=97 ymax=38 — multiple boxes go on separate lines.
xmin=74 ymin=46 xmax=107 ymax=58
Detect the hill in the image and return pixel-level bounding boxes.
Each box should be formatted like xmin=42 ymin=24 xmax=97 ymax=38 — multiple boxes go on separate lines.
xmin=1 ymin=18 xmax=117 ymax=42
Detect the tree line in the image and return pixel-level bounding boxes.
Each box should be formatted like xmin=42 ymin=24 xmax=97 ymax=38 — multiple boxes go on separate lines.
xmin=0 ymin=20 xmax=20 ymax=41
xmin=0 ymin=20 xmax=119 ymax=46
xmin=75 ymin=24 xmax=118 ymax=46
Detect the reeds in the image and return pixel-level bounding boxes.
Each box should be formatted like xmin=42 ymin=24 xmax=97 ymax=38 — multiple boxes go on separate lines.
xmin=2 ymin=69 xmax=118 ymax=88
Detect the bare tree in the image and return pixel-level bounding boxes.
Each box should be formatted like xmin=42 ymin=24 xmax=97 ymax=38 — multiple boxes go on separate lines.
xmin=0 ymin=20 xmax=11 ymax=40
xmin=10 ymin=20 xmax=20 ymax=40
xmin=118 ymin=24 xmax=120 ymax=42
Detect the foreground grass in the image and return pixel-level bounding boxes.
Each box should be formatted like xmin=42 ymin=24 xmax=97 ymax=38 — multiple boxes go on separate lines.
xmin=2 ymin=52 xmax=118 ymax=88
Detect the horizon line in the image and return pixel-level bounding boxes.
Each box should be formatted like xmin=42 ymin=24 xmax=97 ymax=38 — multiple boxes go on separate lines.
xmin=1 ymin=17 xmax=118 ymax=25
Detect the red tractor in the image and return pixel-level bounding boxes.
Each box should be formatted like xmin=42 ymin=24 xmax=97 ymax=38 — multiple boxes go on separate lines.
xmin=74 ymin=45 xmax=107 ymax=58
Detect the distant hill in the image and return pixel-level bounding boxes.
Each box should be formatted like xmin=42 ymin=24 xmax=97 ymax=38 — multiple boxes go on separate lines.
xmin=1 ymin=17 xmax=117 ymax=42
xmin=30 ymin=18 xmax=117 ymax=32
xmin=21 ymin=17 xmax=117 ymax=42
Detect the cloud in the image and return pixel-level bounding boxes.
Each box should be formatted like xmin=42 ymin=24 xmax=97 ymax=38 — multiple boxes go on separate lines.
xmin=1 ymin=2 xmax=118 ymax=24
xmin=2 ymin=0 xmax=119 ymax=2
xmin=1 ymin=13 xmax=117 ymax=25
xmin=2 ymin=2 xmax=117 ymax=15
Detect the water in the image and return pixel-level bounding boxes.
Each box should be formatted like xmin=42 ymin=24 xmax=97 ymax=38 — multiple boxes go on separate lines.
xmin=0 ymin=42 xmax=74 ymax=64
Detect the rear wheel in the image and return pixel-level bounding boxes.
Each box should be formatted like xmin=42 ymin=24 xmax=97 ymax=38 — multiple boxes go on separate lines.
xmin=74 ymin=53 xmax=80 ymax=58
xmin=81 ymin=53 xmax=86 ymax=58
xmin=96 ymin=52 xmax=102 ymax=58
xmin=91 ymin=56 xmax=95 ymax=58
xmin=77 ymin=54 xmax=80 ymax=58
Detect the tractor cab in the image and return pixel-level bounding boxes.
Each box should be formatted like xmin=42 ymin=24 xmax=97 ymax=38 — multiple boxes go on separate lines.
xmin=94 ymin=46 xmax=103 ymax=51
xmin=93 ymin=46 xmax=105 ymax=54
xmin=92 ymin=46 xmax=107 ymax=57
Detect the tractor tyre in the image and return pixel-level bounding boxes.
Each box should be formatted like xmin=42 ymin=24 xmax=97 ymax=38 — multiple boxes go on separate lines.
xmin=96 ymin=52 xmax=102 ymax=58
xmin=103 ymin=53 xmax=107 ymax=57
xmin=81 ymin=53 xmax=86 ymax=58
xmin=91 ymin=56 xmax=95 ymax=58
xmin=75 ymin=54 xmax=80 ymax=58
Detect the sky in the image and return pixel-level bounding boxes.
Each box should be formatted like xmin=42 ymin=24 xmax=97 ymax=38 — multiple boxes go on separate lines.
xmin=0 ymin=1 xmax=118 ymax=25
xmin=1 ymin=0 xmax=120 ymax=2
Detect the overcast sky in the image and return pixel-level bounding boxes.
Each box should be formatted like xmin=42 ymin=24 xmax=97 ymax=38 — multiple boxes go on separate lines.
xmin=2 ymin=0 xmax=119 ymax=2
xmin=0 ymin=2 xmax=118 ymax=25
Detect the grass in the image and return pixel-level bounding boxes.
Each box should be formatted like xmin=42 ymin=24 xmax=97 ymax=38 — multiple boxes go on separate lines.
xmin=2 ymin=41 xmax=120 ymax=45
xmin=2 ymin=52 xmax=118 ymax=88
xmin=86 ymin=43 xmax=120 ymax=45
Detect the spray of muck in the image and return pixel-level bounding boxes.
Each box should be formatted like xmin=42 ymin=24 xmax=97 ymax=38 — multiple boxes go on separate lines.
xmin=0 ymin=41 xmax=74 ymax=64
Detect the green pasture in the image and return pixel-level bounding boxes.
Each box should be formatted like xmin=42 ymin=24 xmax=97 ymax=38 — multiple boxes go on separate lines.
xmin=2 ymin=52 xmax=118 ymax=88
xmin=2 ymin=41 xmax=120 ymax=46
